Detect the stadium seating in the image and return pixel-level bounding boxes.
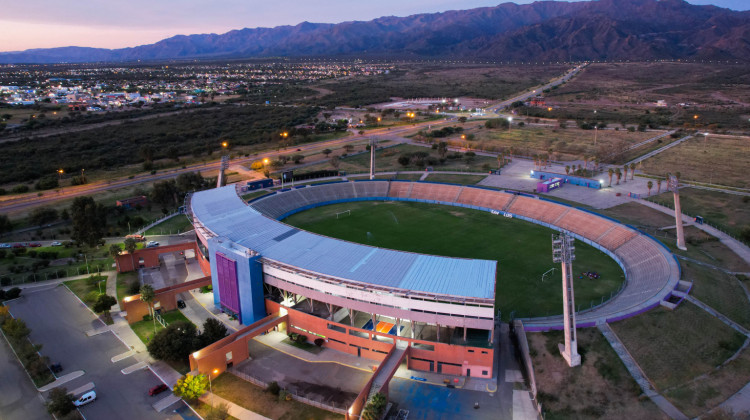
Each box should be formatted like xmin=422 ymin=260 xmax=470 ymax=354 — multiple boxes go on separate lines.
xmin=247 ymin=180 xmax=678 ymax=327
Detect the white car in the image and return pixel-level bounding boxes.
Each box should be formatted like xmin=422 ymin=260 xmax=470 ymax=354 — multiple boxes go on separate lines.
xmin=146 ymin=241 xmax=159 ymax=248
xmin=50 ymin=241 xmax=62 ymax=246
xmin=73 ymin=390 xmax=96 ymax=407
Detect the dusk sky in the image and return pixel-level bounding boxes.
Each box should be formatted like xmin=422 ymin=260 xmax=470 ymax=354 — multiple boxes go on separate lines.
xmin=1 ymin=0 xmax=747 ymax=52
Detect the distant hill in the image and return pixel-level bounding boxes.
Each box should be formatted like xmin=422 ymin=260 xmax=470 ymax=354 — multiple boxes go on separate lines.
xmin=1 ymin=0 xmax=748 ymax=64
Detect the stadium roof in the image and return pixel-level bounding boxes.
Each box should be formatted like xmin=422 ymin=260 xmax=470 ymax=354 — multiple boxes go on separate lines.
xmin=191 ymin=186 xmax=496 ymax=300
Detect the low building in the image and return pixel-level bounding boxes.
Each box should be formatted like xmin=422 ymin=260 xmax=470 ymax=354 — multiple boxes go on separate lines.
xmin=116 ymin=196 xmax=149 ymax=209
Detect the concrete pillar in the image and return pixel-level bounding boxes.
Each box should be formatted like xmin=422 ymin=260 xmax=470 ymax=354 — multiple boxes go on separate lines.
xmin=436 ymin=323 xmax=441 ymax=342
xmin=673 ymin=191 xmax=687 ymax=250
xmin=559 ymin=261 xmax=581 ymax=367
xmin=396 ymin=318 xmax=401 ymax=336
xmin=463 ymin=326 xmax=467 ymax=342
xmin=349 ymin=309 xmax=354 ymax=326
xmin=410 ymin=320 xmax=415 ymax=339
xmin=371 ymin=313 xmax=377 ymax=330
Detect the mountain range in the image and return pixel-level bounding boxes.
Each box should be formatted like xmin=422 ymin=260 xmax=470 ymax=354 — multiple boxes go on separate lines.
xmin=1 ymin=0 xmax=749 ymax=64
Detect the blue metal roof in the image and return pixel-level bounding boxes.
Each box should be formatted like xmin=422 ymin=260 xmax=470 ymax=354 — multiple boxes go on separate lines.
xmin=191 ymin=186 xmax=496 ymax=300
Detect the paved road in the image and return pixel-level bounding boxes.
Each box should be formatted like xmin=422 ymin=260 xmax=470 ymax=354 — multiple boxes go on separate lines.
xmin=486 ymin=64 xmax=586 ymax=114
xmin=0 ymin=330 xmax=50 ymax=420
xmin=6 ymin=285 xmax=185 ymax=420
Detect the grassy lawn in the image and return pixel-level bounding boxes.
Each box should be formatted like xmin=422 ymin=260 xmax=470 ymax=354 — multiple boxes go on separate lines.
xmin=610 ymin=303 xmax=746 ymax=390
xmin=529 ymin=328 xmax=662 ymax=420
xmin=212 ymin=372 xmax=342 ymax=420
xmin=116 ymin=272 xmax=138 ymax=303
xmin=640 ymin=134 xmax=750 ymax=189
xmin=64 ymin=275 xmax=109 ymax=304
xmin=303 ymin=143 xmax=498 ymax=175
xmin=130 ymin=309 xmax=194 ymax=345
xmin=189 ymin=401 xmax=239 ymax=420
xmin=646 ymin=187 xmax=750 ymax=242
xmin=144 ymin=214 xmax=193 ymax=235
xmin=283 ymin=201 xmax=624 ymax=319
xmin=427 ymin=120 xmax=657 ymax=161
xmin=684 ymin=261 xmax=750 ymax=330
xmin=424 ymin=173 xmax=487 ymax=185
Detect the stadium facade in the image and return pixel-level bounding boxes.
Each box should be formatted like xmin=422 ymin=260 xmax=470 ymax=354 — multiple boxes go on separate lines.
xmin=190 ymin=182 xmax=498 ymax=377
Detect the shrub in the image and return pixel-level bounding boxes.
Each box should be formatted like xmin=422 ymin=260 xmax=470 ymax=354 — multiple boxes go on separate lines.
xmin=314 ymin=338 xmax=325 ymax=347
xmin=267 ymin=381 xmax=281 ymax=396
xmin=296 ymin=334 xmax=307 ymax=344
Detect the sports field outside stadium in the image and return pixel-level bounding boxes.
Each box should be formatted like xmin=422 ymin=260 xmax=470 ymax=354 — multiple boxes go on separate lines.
xmin=284 ymin=200 xmax=625 ymax=319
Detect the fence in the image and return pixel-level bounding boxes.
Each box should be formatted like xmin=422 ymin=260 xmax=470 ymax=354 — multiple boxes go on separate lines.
xmin=134 ymin=210 xmax=189 ymax=236
xmin=513 ymin=320 xmax=544 ymax=419
xmin=230 ymin=368 xmax=347 ymax=414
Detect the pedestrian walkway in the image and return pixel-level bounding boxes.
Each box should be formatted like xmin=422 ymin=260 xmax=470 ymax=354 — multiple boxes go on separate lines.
xmin=598 ymin=323 xmax=688 ymax=419
xmin=638 ymin=199 xmax=750 ymax=265
xmin=685 ymin=296 xmax=750 ymax=336
xmin=512 ymin=390 xmax=537 ymax=420
xmin=38 ymin=370 xmax=85 ymax=392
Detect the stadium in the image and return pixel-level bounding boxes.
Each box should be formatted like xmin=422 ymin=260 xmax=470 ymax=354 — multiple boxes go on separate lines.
xmin=187 ymin=179 xmax=681 ymax=381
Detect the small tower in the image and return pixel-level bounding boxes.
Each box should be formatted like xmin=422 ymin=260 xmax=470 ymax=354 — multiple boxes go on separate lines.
xmin=369 ymin=138 xmax=376 ymax=180
xmin=552 ymin=232 xmax=581 ymax=367
xmin=216 ymin=155 xmax=229 ymax=188
xmin=668 ymin=174 xmax=687 ymax=251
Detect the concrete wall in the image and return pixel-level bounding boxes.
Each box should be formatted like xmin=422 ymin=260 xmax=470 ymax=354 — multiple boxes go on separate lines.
xmin=115 ymin=241 xmax=199 ymax=273
xmin=122 ymin=276 xmax=212 ymax=324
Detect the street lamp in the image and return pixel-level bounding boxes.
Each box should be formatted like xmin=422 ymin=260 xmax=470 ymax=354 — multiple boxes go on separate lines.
xmin=507 ymin=117 xmax=512 ymax=132
xmin=209 ymin=368 xmax=219 ymax=406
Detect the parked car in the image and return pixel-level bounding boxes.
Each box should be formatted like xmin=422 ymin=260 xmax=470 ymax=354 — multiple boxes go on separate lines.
xmin=51 ymin=241 xmax=62 ymax=246
xmin=29 ymin=243 xmax=42 ymax=247
xmin=0 ymin=243 xmax=10 ymax=248
xmin=49 ymin=363 xmax=63 ymax=374
xmin=177 ymin=300 xmax=186 ymax=309
xmin=146 ymin=241 xmax=159 ymax=248
xmin=12 ymin=243 xmax=26 ymax=248
xmin=148 ymin=384 xmax=169 ymax=396
xmin=73 ymin=391 xmax=96 ymax=407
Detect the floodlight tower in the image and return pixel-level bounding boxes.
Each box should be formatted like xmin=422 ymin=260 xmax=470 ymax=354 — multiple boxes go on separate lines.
xmin=668 ymin=174 xmax=687 ymax=250
xmin=552 ymin=232 xmax=581 ymax=367
xmin=369 ymin=138 xmax=376 ymax=180
xmin=216 ymin=141 xmax=230 ymax=188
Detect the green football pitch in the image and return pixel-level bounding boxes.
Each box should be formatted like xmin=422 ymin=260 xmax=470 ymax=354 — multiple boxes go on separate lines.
xmin=283 ymin=201 xmax=625 ymax=319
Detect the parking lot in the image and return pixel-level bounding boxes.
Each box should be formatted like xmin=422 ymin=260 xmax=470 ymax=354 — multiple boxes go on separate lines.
xmin=6 ymin=285 xmax=186 ymax=419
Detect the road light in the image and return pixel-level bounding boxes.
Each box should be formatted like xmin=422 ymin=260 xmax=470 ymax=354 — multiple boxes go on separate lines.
xmin=507 ymin=117 xmax=512 ymax=132
xmin=209 ymin=368 xmax=219 ymax=406
xmin=221 ymin=141 xmax=228 ymax=148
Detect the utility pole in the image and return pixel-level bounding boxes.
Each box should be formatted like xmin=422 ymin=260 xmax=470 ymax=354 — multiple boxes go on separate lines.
xmin=552 ymin=232 xmax=580 ymax=367
xmin=668 ymin=174 xmax=687 ymax=250
xmin=369 ymin=138 xmax=376 ymax=180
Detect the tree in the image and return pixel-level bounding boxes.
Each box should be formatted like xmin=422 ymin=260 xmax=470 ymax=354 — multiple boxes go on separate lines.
xmin=0 ymin=214 xmax=11 ymax=235
xmin=29 ymin=207 xmax=58 ymax=226
xmin=437 ymin=142 xmax=448 ymax=158
xmin=647 ymin=181 xmax=653 ymax=196
xmin=200 ymin=318 xmax=228 ymax=347
xmin=124 ymin=238 xmax=137 ymax=271
xmin=150 ymin=180 xmax=179 ymax=208
xmin=397 ymin=155 xmax=410 ymax=167
xmin=565 ymin=165 xmax=570 ymax=175
xmin=321 ymin=149 xmax=332 ymax=157
xmin=291 ymin=154 xmax=304 ymax=164
xmin=176 ymin=172 xmax=207 ymax=194
xmin=329 ymin=155 xmax=340 ymax=170
xmin=630 ymin=162 xmax=636 ymax=180
xmin=147 ymin=321 xmax=199 ymax=362
xmin=657 ymin=179 xmax=662 ymax=194
xmin=109 ymin=244 xmax=122 ymax=259
xmin=70 ymin=196 xmax=107 ymax=247
xmin=343 ymin=144 xmax=354 ymax=153
xmin=615 ymin=168 xmax=622 ymax=185
xmin=93 ymin=294 xmax=117 ymax=314
xmin=362 ymin=392 xmax=387 ymax=420
xmin=173 ymin=373 xmax=208 ymax=401
xmin=140 ymin=284 xmax=156 ymax=334
xmin=47 ymin=387 xmax=75 ymax=417
xmin=608 ymin=168 xmax=614 ymax=187
xmin=2 ymin=318 xmax=31 ymax=340
xmin=622 ymin=165 xmax=628 ymax=183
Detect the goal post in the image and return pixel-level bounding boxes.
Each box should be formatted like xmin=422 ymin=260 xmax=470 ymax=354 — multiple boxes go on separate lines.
xmin=336 ymin=210 xmax=351 ymax=219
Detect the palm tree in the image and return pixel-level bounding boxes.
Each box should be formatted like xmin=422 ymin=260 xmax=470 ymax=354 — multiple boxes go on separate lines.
xmin=583 ymin=155 xmax=589 ymax=172
xmin=565 ymin=165 xmax=571 ymax=175
xmin=139 ymin=284 xmax=156 ymax=335
xmin=593 ymin=157 xmax=600 ymax=173
xmin=124 ymin=238 xmax=137 ymax=271
xmin=647 ymin=181 xmax=653 ymax=196
xmin=629 ymin=162 xmax=636 ymax=180
xmin=615 ymin=168 xmax=622 ymax=185
xmin=608 ymin=168 xmax=614 ymax=187
xmin=657 ymin=179 xmax=662 ymax=194
xmin=622 ymin=165 xmax=628 ymax=183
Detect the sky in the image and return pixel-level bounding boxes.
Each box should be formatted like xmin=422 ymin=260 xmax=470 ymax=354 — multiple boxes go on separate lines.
xmin=1 ymin=0 xmax=747 ymax=52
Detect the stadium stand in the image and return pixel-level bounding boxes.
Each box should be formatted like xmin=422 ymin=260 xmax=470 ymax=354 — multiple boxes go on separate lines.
xmin=248 ymin=180 xmax=680 ymax=328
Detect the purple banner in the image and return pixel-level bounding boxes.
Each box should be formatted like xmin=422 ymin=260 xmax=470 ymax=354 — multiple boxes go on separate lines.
xmin=216 ymin=253 xmax=240 ymax=315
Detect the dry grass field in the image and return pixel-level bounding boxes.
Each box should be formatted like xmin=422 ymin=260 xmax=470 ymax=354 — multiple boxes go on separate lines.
xmin=639 ymin=134 xmax=750 ymax=189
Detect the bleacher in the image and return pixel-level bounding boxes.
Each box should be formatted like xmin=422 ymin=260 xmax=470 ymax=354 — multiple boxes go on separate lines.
xmin=455 ymin=188 xmax=513 ymax=210
xmin=410 ymin=183 xmax=462 ymax=203
xmin=354 ymin=181 xmax=390 ymax=198
xmin=388 ymin=182 xmax=413 ymax=199
xmin=508 ymin=196 xmax=568 ymax=225
xmin=597 ymin=226 xmax=638 ymax=251
xmin=557 ymin=209 xmax=615 ymax=241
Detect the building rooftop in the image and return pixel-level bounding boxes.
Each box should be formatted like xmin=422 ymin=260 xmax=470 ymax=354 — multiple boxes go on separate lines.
xmin=191 ymin=186 xmax=496 ymax=300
